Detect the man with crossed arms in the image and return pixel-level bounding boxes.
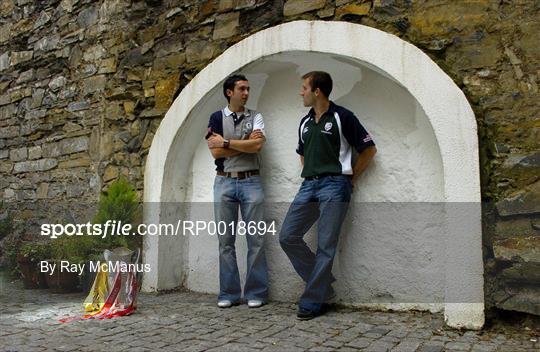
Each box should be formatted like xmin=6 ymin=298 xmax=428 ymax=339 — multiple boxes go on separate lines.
xmin=206 ymin=74 xmax=268 ymax=309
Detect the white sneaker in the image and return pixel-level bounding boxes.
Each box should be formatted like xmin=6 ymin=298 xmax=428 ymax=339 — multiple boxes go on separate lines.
xmin=217 ymin=300 xmax=233 ymax=308
xmin=247 ymin=300 xmax=264 ymax=308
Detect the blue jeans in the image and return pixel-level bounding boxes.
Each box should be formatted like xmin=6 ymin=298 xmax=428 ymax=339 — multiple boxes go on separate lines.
xmin=279 ymin=175 xmax=352 ymax=312
xmin=214 ymin=175 xmax=268 ymax=302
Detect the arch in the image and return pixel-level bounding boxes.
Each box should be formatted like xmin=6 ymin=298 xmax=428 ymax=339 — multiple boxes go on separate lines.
xmin=142 ymin=21 xmax=484 ymax=329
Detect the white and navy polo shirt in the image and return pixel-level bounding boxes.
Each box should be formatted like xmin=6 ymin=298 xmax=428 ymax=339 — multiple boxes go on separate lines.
xmin=296 ymin=101 xmax=375 ymax=178
xmin=207 ymin=106 xmax=265 ymax=172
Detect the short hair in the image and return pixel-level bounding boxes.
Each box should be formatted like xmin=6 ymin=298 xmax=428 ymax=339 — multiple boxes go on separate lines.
xmin=302 ymin=71 xmax=333 ymax=98
xmin=223 ymin=74 xmax=248 ymax=102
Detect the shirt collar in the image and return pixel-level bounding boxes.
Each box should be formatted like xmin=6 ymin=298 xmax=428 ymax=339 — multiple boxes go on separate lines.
xmin=223 ymin=106 xmax=250 ymax=117
xmin=307 ymin=101 xmax=336 ymax=119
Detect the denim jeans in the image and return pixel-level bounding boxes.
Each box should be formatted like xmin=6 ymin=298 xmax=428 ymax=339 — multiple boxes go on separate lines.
xmin=213 ymin=175 xmax=268 ymax=302
xmin=279 ymin=175 xmax=352 ymax=312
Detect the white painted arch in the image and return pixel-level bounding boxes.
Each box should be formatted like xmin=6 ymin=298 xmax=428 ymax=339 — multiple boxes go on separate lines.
xmin=142 ymin=21 xmax=484 ymax=329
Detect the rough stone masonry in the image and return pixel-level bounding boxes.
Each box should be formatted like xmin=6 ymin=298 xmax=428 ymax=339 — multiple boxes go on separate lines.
xmin=0 ymin=0 xmax=538 ymax=316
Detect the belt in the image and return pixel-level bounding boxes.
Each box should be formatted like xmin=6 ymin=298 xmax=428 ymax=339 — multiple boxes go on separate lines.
xmin=217 ymin=170 xmax=259 ymax=179
xmin=304 ymin=173 xmax=343 ymax=180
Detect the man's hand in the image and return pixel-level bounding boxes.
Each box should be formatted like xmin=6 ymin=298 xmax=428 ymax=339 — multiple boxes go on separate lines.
xmin=249 ymin=129 xmax=264 ymax=140
xmin=350 ymin=146 xmax=377 ymax=192
xmin=207 ymin=133 xmax=225 ymax=149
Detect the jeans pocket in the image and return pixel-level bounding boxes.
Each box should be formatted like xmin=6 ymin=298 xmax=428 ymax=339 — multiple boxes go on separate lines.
xmin=328 ymin=176 xmax=352 ymax=195
xmin=245 ymin=175 xmax=261 ymax=184
xmin=214 ymin=175 xmax=225 ymax=188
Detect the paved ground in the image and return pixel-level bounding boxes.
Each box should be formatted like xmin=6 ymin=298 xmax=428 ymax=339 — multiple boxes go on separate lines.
xmin=0 ymin=274 xmax=538 ymax=352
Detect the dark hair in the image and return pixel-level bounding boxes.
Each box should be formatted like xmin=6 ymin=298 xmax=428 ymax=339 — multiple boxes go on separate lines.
xmin=223 ymin=74 xmax=248 ymax=102
xmin=302 ymin=71 xmax=332 ymax=98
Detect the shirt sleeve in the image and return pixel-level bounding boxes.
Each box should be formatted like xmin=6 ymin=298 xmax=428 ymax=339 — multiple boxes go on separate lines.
xmin=252 ymin=112 xmax=266 ymax=136
xmin=206 ymin=111 xmax=223 ymax=139
xmin=341 ymin=111 xmax=375 ymax=154
xmin=296 ymin=118 xmax=305 ymax=156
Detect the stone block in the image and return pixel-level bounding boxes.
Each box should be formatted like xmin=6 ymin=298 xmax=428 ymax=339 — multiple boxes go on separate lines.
xmin=36 ymin=183 xmax=48 ymax=199
xmin=58 ymin=157 xmax=91 ymax=168
xmin=16 ymin=69 xmax=35 ymax=84
xmin=218 ymin=0 xmax=235 ymax=12
xmin=0 ymin=125 xmax=19 ymax=138
xmin=98 ymin=57 xmax=117 ymax=74
xmin=504 ymin=152 xmax=540 ymax=169
xmin=498 ymin=286 xmax=540 ymax=316
xmin=99 ymin=131 xmax=114 ymax=159
xmin=13 ymin=159 xmax=58 ymax=173
xmin=0 ymin=52 xmax=9 ymax=71
xmin=496 ymin=181 xmax=540 ymax=216
xmin=48 ymin=76 xmax=67 ymax=91
xmin=501 ymin=262 xmax=540 ymax=284
xmin=83 ymin=75 xmax=107 ymax=95
xmin=3 ymin=188 xmax=15 ymax=200
xmin=83 ymin=44 xmax=106 ymax=61
xmin=446 ymin=34 xmax=501 ymax=69
xmin=186 ymin=41 xmax=218 ymax=63
xmin=0 ymin=0 xmax=13 ymax=16
xmin=409 ymin=2 xmax=491 ymax=39
xmin=336 ymin=3 xmax=371 ymax=19
xmin=517 ymin=21 xmax=540 ymax=59
xmin=103 ymin=165 xmax=119 ymax=182
xmin=33 ymin=10 xmax=51 ymax=29
xmin=317 ymin=7 xmax=334 ymax=18
xmin=9 ymin=147 xmax=27 ymax=162
xmin=59 ymin=87 xmax=78 ymax=103
xmin=495 ymin=218 xmax=537 ymax=239
xmin=151 ymin=58 xmax=180 ymax=78
xmin=142 ymin=131 xmax=154 ymax=149
xmin=10 ymin=51 xmax=33 ymax=66
xmin=77 ymin=6 xmax=98 ymax=28
xmin=0 ymin=23 xmax=12 ymax=44
xmin=28 ymin=146 xmax=41 ymax=160
xmin=166 ymin=7 xmax=182 ymax=18
xmin=10 ymin=87 xmax=32 ymax=103
xmin=284 ymin=0 xmax=326 ymax=16
xmin=155 ymin=74 xmax=180 ymax=111
xmin=0 ymin=161 xmax=13 ymax=173
xmin=493 ymin=236 xmax=540 ymax=263
xmin=213 ymin=12 xmax=240 ymax=40
xmin=138 ymin=22 xmax=167 ymax=44
xmin=31 ymin=88 xmax=45 ymax=108
xmin=24 ymin=109 xmax=47 ymax=120
xmin=0 ymin=104 xmax=16 ymax=120
xmin=42 ymin=136 xmax=89 ymax=157
xmin=34 ymin=34 xmax=59 ymax=52
xmin=235 ymin=0 xmax=256 ymax=10
xmin=123 ymin=101 xmax=136 ymax=115
xmin=66 ymin=101 xmax=90 ymax=112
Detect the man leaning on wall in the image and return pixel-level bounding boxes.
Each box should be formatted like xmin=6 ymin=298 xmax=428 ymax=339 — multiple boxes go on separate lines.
xmin=206 ymin=74 xmax=269 ymax=309
xmin=280 ymin=71 xmax=377 ymax=320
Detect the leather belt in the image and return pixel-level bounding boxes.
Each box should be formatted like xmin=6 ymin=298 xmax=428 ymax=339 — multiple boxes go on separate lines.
xmin=217 ymin=170 xmax=259 ymax=179
xmin=304 ymin=173 xmax=342 ymax=180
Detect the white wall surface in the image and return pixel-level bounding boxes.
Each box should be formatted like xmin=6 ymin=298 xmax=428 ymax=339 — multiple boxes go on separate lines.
xmin=142 ymin=21 xmax=484 ymax=329
xmin=186 ymin=52 xmax=445 ymax=308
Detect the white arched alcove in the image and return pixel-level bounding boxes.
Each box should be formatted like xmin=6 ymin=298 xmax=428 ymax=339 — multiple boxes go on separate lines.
xmin=142 ymin=21 xmax=484 ymax=329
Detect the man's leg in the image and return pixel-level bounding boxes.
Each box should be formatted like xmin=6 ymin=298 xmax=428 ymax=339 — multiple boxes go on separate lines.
xmin=238 ymin=176 xmax=268 ymax=301
xmin=279 ymin=180 xmax=320 ymax=283
xmin=214 ymin=176 xmax=241 ymax=302
xmin=299 ymin=176 xmax=351 ymax=312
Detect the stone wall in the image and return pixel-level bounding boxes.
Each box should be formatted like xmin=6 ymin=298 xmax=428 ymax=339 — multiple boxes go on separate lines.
xmin=0 ymin=0 xmax=538 ymax=315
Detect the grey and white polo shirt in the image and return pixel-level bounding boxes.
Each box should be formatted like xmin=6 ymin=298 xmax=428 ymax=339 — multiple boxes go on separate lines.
xmin=207 ymin=106 xmax=265 ymax=172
